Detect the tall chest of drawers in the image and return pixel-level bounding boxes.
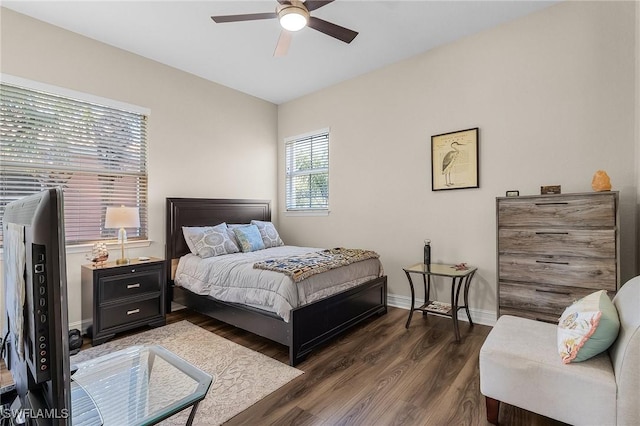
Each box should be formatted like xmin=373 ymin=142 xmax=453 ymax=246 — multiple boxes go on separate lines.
xmin=496 ymin=192 xmax=619 ymax=323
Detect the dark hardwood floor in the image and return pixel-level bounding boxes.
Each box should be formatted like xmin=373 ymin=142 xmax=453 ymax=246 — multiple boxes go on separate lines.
xmin=153 ymin=306 xmax=565 ymax=426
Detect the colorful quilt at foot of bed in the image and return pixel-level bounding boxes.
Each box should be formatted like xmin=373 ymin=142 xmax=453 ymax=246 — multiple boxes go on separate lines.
xmin=253 ymin=247 xmax=380 ymax=283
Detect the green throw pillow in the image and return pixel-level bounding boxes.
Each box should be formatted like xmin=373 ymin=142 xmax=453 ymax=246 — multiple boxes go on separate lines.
xmin=557 ymin=290 xmax=620 ymax=363
xmin=233 ymin=224 xmax=265 ymax=253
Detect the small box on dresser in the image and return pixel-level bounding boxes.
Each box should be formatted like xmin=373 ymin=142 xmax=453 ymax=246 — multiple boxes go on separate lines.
xmin=82 ymin=257 xmax=166 ymax=345
xmin=496 ymin=192 xmax=619 ymax=323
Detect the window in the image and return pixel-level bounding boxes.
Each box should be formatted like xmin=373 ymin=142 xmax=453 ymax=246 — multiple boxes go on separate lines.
xmin=285 ymin=129 xmax=329 ymax=212
xmin=0 ymin=78 xmax=148 ymax=247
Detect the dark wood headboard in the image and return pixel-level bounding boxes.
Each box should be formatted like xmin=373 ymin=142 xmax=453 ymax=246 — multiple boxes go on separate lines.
xmin=165 ymin=198 xmax=271 ymax=283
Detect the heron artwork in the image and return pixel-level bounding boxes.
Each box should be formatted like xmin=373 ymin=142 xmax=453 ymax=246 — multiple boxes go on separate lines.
xmin=442 ymin=142 xmax=463 ymax=186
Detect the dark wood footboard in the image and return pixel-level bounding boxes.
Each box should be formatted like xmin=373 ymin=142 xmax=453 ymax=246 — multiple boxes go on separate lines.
xmin=289 ymin=275 xmax=387 ymax=365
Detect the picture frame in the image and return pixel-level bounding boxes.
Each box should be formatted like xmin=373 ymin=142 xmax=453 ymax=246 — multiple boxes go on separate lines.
xmin=431 ymin=127 xmax=479 ymax=191
xmin=506 ymin=190 xmax=520 ymax=197
xmin=541 ymin=185 xmax=561 ymax=195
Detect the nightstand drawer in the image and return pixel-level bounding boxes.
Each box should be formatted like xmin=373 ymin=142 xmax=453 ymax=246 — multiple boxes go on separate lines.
xmin=99 ymin=269 xmax=162 ymax=303
xmin=99 ymin=297 xmax=161 ymax=330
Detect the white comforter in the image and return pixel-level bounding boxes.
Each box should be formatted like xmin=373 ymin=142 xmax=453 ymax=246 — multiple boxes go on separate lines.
xmin=174 ymin=245 xmax=382 ymax=322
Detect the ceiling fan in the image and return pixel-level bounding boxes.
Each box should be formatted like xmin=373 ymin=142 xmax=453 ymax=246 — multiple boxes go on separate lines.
xmin=211 ymin=0 xmax=358 ymax=57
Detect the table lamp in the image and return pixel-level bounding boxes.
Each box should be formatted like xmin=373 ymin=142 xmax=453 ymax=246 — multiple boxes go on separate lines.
xmin=105 ymin=205 xmax=140 ymax=265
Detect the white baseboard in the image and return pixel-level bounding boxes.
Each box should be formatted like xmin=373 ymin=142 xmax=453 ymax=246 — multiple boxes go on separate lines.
xmin=69 ymin=319 xmax=92 ymax=334
xmin=388 ymin=292 xmax=496 ymax=326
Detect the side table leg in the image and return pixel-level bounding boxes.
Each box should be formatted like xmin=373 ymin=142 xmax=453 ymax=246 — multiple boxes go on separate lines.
xmin=404 ymin=270 xmax=416 ymax=329
xmin=422 ymin=274 xmax=430 ymax=316
xmin=451 ymin=277 xmax=461 ymax=341
xmin=463 ymin=270 xmax=476 ymax=326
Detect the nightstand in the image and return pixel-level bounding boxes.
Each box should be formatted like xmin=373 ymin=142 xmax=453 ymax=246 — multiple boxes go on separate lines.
xmin=82 ymin=257 xmax=166 ymax=345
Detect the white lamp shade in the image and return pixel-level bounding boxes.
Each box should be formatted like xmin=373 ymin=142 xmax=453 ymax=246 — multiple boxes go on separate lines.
xmin=105 ymin=206 xmax=140 ymax=229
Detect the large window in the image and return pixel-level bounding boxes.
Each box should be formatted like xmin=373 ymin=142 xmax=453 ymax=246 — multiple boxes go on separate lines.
xmin=285 ymin=129 xmax=329 ymax=212
xmin=0 ymin=79 xmax=148 ymax=247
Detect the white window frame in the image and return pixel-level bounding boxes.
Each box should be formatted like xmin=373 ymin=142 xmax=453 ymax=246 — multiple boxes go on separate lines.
xmin=0 ymin=74 xmax=150 ymax=251
xmin=284 ymin=128 xmax=330 ymax=216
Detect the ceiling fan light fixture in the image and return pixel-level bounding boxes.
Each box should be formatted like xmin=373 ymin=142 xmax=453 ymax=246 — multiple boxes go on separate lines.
xmin=278 ymin=5 xmax=309 ymax=32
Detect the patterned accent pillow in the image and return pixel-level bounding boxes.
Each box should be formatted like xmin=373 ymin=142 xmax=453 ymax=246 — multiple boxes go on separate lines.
xmin=225 ymin=224 xmax=246 ymax=245
xmin=557 ymin=290 xmax=620 ymax=363
xmin=233 ymin=224 xmax=265 ymax=253
xmin=186 ymin=223 xmax=240 ymax=258
xmin=250 ymin=220 xmax=284 ymax=248
xmin=182 ymin=226 xmax=201 ymax=254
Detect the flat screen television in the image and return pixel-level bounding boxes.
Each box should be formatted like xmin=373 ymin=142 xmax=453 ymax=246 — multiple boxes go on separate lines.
xmin=2 ymin=187 xmax=71 ymax=425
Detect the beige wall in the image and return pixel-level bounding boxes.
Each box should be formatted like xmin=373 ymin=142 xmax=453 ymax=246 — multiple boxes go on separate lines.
xmin=277 ymin=1 xmax=638 ymax=322
xmin=637 ymin=0 xmax=640 ymax=274
xmin=0 ymin=8 xmax=278 ymax=329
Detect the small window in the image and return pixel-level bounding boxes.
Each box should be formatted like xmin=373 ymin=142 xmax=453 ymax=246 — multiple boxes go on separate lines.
xmin=0 ymin=79 xmax=148 ymax=247
xmin=285 ymin=129 xmax=329 ymax=211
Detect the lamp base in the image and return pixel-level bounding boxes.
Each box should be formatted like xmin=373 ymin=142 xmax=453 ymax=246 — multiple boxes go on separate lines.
xmin=115 ymin=258 xmax=130 ymax=265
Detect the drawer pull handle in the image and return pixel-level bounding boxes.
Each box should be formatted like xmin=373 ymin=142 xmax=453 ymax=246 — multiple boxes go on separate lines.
xmin=127 ymin=309 xmax=140 ymax=315
xmin=127 ymin=283 xmax=141 ymax=289
xmin=535 ymin=232 xmax=569 ymax=235
xmin=535 ymin=202 xmax=569 ymax=206
xmin=535 ymin=288 xmax=571 ymax=295
xmin=131 ymin=269 xmax=136 ymax=273
xmin=536 ymin=260 xmax=570 ymax=265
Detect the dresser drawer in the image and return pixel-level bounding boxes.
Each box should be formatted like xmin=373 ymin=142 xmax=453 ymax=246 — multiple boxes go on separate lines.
xmin=497 ymin=194 xmax=616 ymax=228
xmin=499 ymin=254 xmax=617 ymax=290
xmin=98 ymin=267 xmax=162 ymax=303
xmin=498 ymin=228 xmax=616 ymax=258
xmin=99 ymin=297 xmax=161 ymax=330
xmin=499 ymin=281 xmax=608 ymax=317
xmin=499 ymin=307 xmax=561 ymax=324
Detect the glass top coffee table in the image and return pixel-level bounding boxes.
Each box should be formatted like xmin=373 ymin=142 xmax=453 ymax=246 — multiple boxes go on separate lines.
xmin=71 ymin=345 xmax=212 ymax=426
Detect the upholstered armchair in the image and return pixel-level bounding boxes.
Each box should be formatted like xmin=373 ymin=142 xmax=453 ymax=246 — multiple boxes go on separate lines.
xmin=479 ymin=276 xmax=640 ymax=425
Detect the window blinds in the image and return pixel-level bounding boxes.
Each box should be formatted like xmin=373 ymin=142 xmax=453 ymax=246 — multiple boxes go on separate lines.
xmin=0 ymin=82 xmax=148 ymax=247
xmin=285 ymin=130 xmax=329 ymax=211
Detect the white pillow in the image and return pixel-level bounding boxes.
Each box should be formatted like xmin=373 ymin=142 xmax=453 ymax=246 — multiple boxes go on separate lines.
xmin=182 ymin=226 xmax=203 ymax=254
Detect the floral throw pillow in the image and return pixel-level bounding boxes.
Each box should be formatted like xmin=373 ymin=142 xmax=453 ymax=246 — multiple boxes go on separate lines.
xmin=187 ymin=223 xmax=239 ymax=258
xmin=557 ymin=290 xmax=620 ymax=364
xmin=250 ymin=220 xmax=284 ymax=248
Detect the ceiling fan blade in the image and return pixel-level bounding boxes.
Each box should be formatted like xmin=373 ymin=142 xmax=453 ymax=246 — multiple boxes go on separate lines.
xmin=211 ymin=12 xmax=277 ymax=23
xmin=274 ymin=30 xmax=292 ymax=57
xmin=303 ymin=1 xmax=335 ymax=12
xmin=307 ymin=16 xmax=358 ymax=44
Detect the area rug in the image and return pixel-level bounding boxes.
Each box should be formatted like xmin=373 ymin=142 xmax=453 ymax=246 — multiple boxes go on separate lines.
xmin=71 ymin=321 xmax=303 ymax=425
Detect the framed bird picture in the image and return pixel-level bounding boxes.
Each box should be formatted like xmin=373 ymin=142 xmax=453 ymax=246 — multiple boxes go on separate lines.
xmin=431 ymin=127 xmax=479 ymax=191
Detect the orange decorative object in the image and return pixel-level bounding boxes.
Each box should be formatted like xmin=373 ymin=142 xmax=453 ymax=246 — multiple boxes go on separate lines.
xmin=592 ymin=170 xmax=612 ymax=192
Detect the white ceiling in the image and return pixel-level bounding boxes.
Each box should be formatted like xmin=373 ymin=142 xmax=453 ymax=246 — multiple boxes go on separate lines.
xmin=2 ymin=1 xmax=557 ymax=104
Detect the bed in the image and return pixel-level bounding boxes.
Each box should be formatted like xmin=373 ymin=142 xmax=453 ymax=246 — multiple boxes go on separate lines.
xmin=165 ymin=198 xmax=388 ymax=366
